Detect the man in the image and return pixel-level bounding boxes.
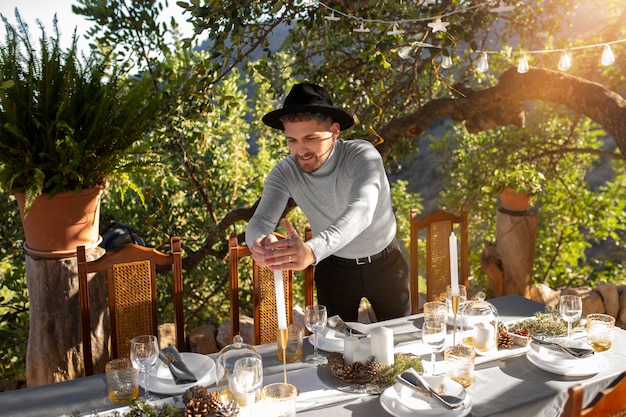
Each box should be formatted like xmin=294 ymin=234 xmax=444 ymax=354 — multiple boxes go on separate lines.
xmin=246 ymin=82 xmax=410 ymax=321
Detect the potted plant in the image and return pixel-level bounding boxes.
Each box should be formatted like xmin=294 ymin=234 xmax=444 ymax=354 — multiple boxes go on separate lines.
xmin=490 ymin=163 xmax=545 ymax=212
xmin=0 ymin=14 xmax=161 ymax=256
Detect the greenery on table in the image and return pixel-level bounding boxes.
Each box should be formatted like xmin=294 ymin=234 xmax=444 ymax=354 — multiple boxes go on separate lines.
xmin=508 ymin=306 xmax=582 ymax=337
xmin=71 ymin=398 xmax=184 ymax=417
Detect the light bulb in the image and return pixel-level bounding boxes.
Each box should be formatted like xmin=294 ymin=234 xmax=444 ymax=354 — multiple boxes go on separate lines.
xmin=398 ymin=46 xmax=412 ymax=60
xmin=517 ymin=53 xmax=529 ymax=73
xmin=477 ymin=52 xmax=489 ymax=72
xmin=442 ymin=55 xmax=453 ymax=69
xmin=558 ymin=51 xmax=571 ymax=71
xmin=601 ymin=44 xmax=615 ymax=66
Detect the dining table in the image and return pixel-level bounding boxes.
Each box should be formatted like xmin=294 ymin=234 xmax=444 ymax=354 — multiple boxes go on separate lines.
xmin=1 ymin=294 xmax=625 ymax=417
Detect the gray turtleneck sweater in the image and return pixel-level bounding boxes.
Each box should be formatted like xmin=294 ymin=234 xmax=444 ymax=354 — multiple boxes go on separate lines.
xmin=246 ymin=139 xmax=397 ymax=263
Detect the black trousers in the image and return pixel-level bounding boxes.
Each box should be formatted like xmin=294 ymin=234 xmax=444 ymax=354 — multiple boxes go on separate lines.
xmin=314 ymin=246 xmax=411 ymax=322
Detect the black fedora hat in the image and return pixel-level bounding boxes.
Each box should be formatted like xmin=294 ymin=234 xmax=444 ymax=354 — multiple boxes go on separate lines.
xmin=262 ymin=83 xmax=355 ymax=131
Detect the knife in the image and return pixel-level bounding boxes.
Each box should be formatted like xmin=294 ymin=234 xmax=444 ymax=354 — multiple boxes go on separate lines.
xmin=531 ymin=337 xmax=595 ymax=358
xmin=327 ymin=315 xmax=367 ymax=337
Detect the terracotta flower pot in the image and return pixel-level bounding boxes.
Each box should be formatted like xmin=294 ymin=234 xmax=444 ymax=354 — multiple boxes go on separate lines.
xmin=15 ymin=185 xmax=104 ymax=258
xmin=499 ymin=187 xmax=533 ymax=212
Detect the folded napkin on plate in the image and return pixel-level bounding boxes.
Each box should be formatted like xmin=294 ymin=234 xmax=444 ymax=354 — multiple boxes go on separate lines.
xmin=159 ymin=346 xmax=197 ymax=384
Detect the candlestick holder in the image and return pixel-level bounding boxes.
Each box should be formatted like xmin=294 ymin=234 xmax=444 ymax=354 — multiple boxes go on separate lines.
xmin=278 ymin=327 xmax=289 ymax=383
xmin=451 ymin=295 xmax=461 ymax=345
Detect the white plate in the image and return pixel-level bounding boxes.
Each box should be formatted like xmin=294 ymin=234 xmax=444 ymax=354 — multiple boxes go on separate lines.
xmin=526 ymin=343 xmax=606 ymax=377
xmin=379 ymin=376 xmax=472 ymax=417
xmin=141 ymin=352 xmax=216 ymax=395
xmin=308 ymin=330 xmax=346 ymax=352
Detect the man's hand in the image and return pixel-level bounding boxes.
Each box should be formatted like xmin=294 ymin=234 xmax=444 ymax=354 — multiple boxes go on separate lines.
xmin=255 ymin=219 xmax=316 ymax=270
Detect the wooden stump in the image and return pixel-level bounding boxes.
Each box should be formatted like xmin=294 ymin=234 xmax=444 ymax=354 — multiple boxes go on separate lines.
xmin=481 ymin=208 xmax=539 ymax=298
xmin=25 ymin=251 xmax=108 ymax=386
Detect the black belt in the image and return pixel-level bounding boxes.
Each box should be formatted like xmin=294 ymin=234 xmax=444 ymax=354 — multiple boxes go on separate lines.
xmin=329 ymin=238 xmax=399 ymax=265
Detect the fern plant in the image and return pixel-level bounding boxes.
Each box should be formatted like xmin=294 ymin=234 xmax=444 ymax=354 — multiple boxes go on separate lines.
xmin=0 ymin=13 xmax=161 ymax=211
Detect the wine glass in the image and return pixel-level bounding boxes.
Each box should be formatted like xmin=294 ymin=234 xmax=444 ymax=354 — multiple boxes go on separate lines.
xmin=130 ymin=335 xmax=159 ymax=401
xmin=422 ymin=320 xmax=447 ymax=375
xmin=560 ymin=295 xmax=582 ymax=338
xmin=230 ymin=356 xmax=263 ymax=405
xmin=305 ymin=304 xmax=327 ymax=364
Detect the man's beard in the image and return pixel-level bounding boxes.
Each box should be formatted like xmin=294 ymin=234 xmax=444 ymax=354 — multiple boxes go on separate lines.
xmin=296 ymin=146 xmax=332 ymax=173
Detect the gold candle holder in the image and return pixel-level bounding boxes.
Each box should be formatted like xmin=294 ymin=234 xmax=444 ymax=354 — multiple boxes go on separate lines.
xmin=451 ymin=295 xmax=460 ymax=345
xmin=278 ymin=327 xmax=289 ymax=383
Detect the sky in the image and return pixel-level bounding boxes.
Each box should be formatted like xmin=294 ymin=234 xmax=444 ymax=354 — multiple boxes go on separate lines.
xmin=0 ymin=1 xmax=194 ymax=50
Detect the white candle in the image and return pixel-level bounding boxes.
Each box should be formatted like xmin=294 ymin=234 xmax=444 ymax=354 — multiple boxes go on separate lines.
xmin=449 ymin=232 xmax=459 ymax=296
xmin=343 ymin=336 xmax=360 ymax=365
xmin=370 ymin=327 xmax=394 ymax=366
xmin=359 ymin=337 xmax=371 ymax=355
xmin=353 ymin=350 xmax=370 ymax=365
xmin=273 ymin=270 xmax=288 ymax=329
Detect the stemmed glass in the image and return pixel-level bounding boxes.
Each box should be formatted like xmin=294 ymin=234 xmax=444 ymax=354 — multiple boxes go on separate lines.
xmin=422 ymin=320 xmax=447 ymax=375
xmin=305 ymin=304 xmax=327 ymax=364
xmin=130 ymin=335 xmax=159 ymax=401
xmin=230 ymin=356 xmax=263 ymax=405
xmin=446 ymin=284 xmax=467 ymax=344
xmin=560 ymin=295 xmax=582 ymax=338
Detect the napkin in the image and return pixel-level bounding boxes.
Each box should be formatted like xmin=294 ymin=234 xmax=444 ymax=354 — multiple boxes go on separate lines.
xmin=159 ymin=346 xmax=197 ymax=384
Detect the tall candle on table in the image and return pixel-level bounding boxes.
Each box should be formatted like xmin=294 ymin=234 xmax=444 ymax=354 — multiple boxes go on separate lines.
xmin=449 ymin=232 xmax=459 ymax=296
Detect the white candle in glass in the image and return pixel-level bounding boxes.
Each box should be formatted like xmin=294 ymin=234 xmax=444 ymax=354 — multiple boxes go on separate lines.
xmin=449 ymin=232 xmax=459 ymax=296
xmin=343 ymin=336 xmax=359 ymax=365
xmin=370 ymin=327 xmax=394 ymax=366
xmin=273 ymin=270 xmax=288 ymax=329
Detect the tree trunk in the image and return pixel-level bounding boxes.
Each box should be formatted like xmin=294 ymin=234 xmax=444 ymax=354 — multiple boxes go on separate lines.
xmin=25 ymin=254 xmax=108 ymax=386
xmin=482 ymin=208 xmax=539 ymax=298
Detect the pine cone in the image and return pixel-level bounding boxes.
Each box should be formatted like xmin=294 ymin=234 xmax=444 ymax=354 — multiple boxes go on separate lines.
xmin=185 ymin=397 xmax=210 ymax=417
xmin=366 ymin=358 xmax=381 ymax=377
xmin=216 ymin=400 xmax=240 ymax=417
xmin=497 ymin=323 xmax=514 ymax=349
xmin=206 ymin=391 xmax=224 ymax=414
xmin=183 ymin=385 xmax=210 ymax=404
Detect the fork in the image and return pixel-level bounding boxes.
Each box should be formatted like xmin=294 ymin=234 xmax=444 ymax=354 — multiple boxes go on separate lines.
xmin=531 ymin=337 xmax=594 ymax=358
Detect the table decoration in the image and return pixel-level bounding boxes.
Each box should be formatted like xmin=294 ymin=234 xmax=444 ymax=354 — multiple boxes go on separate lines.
xmin=507 ymin=306 xmax=582 ymax=337
xmin=449 ymin=233 xmax=460 ymax=345
xmin=324 ymin=351 xmax=423 ymax=394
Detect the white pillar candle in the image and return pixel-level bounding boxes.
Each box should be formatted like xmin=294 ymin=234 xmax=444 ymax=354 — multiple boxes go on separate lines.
xmin=343 ymin=336 xmax=360 ymax=365
xmin=353 ymin=350 xmax=370 ymax=365
xmin=273 ymin=270 xmax=288 ymax=329
xmin=449 ymin=232 xmax=459 ymax=296
xmin=370 ymin=327 xmax=394 ymax=366
xmin=359 ymin=337 xmax=371 ymax=355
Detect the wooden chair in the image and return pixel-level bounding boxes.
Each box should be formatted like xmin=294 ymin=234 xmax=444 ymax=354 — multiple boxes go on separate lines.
xmin=77 ymin=236 xmax=185 ymax=376
xmin=229 ymin=231 xmax=315 ymax=345
xmin=561 ymin=372 xmax=626 ymax=417
xmin=409 ymin=204 xmax=469 ymax=314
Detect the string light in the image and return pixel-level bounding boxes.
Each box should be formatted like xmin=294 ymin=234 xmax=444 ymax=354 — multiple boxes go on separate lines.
xmin=477 ymin=52 xmax=489 ymax=72
xmin=558 ymin=51 xmax=572 ymax=71
xmin=517 ymin=53 xmax=529 ymax=73
xmin=302 ymin=1 xmax=624 ymax=73
xmin=601 ymin=44 xmax=615 ymax=65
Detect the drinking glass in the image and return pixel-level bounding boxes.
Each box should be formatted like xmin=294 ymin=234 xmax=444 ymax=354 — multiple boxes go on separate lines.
xmin=560 ymin=294 xmax=582 ymax=338
xmin=230 ymin=356 xmax=263 ymax=406
xmin=130 ymin=335 xmax=159 ymax=401
xmin=304 ymin=304 xmax=327 ymax=364
xmin=422 ymin=320 xmax=446 ymax=375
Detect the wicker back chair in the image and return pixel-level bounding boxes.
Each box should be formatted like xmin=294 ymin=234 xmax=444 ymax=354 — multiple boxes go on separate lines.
xmin=229 ymin=231 xmax=315 ymax=345
xmin=561 ymin=372 xmax=626 ymax=417
xmin=409 ymin=205 xmax=469 ymax=314
xmin=77 ymin=237 xmax=184 ymax=376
